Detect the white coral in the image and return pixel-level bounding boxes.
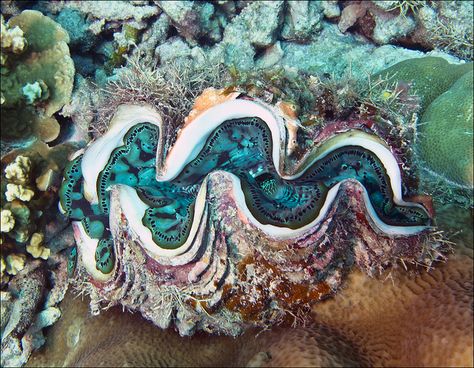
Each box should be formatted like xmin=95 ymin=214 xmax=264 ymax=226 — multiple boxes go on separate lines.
xmin=5 ymin=155 xmax=31 ymax=184
xmin=5 ymin=183 xmax=35 ymax=202
xmin=1 ymin=209 xmax=15 ymax=232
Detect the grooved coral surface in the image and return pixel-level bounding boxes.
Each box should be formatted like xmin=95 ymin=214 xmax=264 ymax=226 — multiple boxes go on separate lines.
xmin=375 ymin=56 xmax=472 ymax=111
xmin=418 ymin=70 xmax=474 ymax=187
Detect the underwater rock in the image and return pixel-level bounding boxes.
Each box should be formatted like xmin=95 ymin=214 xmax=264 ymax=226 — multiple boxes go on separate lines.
xmin=59 ymin=86 xmax=439 ymax=336
xmin=55 ymin=8 xmax=96 ymax=53
xmin=132 ymin=12 xmax=170 ymax=63
xmin=413 ymin=1 xmax=473 ymax=60
xmin=155 ymin=36 xmax=192 ymax=64
xmin=338 ymin=1 xmax=416 ymax=45
xmin=222 ymin=1 xmax=283 ymax=71
xmin=280 ymin=23 xmax=460 ymax=80
xmin=281 ymin=1 xmax=323 ymax=42
xmin=39 ymin=0 xmax=160 ymax=26
xmin=156 ymin=1 xmax=222 ymax=45
xmin=0 ymin=10 xmax=74 ymax=144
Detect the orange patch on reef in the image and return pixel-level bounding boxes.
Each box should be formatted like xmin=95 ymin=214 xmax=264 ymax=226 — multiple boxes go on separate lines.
xmin=183 ymin=87 xmax=240 ymax=127
xmin=222 ymin=255 xmax=331 ymax=322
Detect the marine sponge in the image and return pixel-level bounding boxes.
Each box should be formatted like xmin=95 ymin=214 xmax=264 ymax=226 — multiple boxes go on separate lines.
xmin=0 ymin=10 xmax=74 ymax=143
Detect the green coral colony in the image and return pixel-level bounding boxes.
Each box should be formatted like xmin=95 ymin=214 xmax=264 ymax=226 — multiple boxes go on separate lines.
xmin=60 ymin=108 xmax=431 ymax=276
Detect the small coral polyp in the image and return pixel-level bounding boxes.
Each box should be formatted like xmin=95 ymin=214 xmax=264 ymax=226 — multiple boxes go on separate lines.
xmin=60 ymin=93 xmax=433 ymax=336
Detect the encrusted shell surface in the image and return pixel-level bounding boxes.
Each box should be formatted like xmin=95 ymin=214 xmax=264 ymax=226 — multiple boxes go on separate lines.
xmin=61 ymin=92 xmax=435 ymax=335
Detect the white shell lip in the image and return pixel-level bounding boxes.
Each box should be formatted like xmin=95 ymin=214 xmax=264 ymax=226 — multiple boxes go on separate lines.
xmin=72 ymin=221 xmax=115 ymax=282
xmin=153 ymin=99 xmax=423 ymax=210
xmin=81 ymin=104 xmax=163 ymax=204
xmin=115 ymin=177 xmax=209 ymax=263
xmin=155 ymin=99 xmax=287 ymax=181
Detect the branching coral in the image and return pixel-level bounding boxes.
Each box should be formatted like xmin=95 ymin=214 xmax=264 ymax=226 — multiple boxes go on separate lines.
xmin=1 ymin=142 xmax=76 ymax=282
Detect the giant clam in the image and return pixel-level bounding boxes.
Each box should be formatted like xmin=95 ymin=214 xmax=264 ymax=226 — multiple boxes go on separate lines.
xmin=59 ymin=88 xmax=435 ymax=336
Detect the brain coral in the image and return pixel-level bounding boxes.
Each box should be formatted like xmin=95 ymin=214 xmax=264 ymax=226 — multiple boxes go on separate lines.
xmin=375 ymin=57 xmax=473 ymax=194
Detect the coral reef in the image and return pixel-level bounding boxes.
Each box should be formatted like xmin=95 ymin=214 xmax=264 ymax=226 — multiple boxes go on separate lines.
xmin=0 ymin=142 xmax=75 ymax=366
xmin=1 ymin=10 xmax=74 ymax=145
xmin=10 ymin=0 xmax=464 ymax=88
xmin=0 ymin=0 xmax=472 ymax=365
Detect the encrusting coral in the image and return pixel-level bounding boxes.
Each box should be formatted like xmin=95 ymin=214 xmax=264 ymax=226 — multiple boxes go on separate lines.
xmin=0 ymin=10 xmax=74 ymax=144
xmin=375 ymin=57 xmax=473 ymax=205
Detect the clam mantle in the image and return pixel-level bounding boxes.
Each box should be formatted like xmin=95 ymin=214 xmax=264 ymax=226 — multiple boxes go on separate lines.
xmin=60 ymin=92 xmax=434 ymax=336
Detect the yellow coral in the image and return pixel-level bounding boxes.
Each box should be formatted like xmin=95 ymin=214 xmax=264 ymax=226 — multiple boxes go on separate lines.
xmin=0 ymin=15 xmax=26 ymax=54
xmin=0 ymin=257 xmax=5 ymax=274
xmin=5 ymin=183 xmax=35 ymax=202
xmin=5 ymin=253 xmax=26 ymax=275
xmin=5 ymin=155 xmax=31 ymax=184
xmin=26 ymin=232 xmax=50 ymax=260
xmin=1 ymin=209 xmax=15 ymax=233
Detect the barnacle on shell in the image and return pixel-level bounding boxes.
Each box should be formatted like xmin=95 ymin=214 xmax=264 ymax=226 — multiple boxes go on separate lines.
xmin=59 ymin=92 xmax=435 ymax=336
